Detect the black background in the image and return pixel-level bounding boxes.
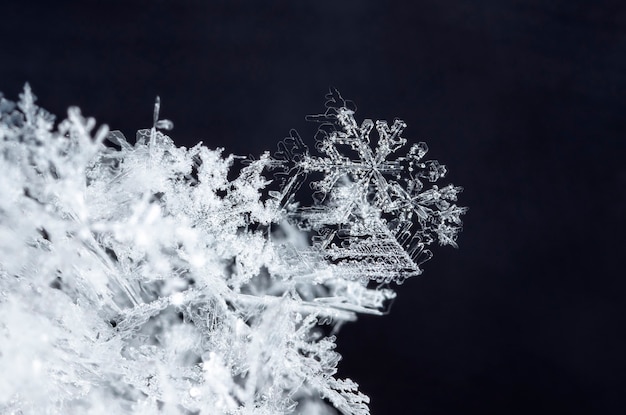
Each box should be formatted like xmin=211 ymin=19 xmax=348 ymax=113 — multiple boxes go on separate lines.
xmin=2 ymin=1 xmax=626 ymax=414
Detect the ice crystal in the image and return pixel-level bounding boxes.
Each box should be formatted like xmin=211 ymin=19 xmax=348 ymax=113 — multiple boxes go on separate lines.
xmin=273 ymin=88 xmax=466 ymax=284
xmin=0 ymin=86 xmax=465 ymax=414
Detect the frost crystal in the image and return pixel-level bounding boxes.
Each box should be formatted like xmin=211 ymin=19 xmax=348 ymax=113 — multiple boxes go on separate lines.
xmin=273 ymin=89 xmax=466 ymax=284
xmin=0 ymin=86 xmax=465 ymax=414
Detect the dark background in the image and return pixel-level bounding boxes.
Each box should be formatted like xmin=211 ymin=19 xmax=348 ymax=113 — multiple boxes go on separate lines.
xmin=2 ymin=1 xmax=626 ymax=414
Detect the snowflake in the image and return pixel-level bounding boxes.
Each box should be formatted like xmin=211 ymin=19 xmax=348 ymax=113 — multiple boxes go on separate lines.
xmin=273 ymin=88 xmax=467 ymax=283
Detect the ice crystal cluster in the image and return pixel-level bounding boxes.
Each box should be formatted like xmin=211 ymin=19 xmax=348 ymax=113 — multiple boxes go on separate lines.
xmin=0 ymin=86 xmax=465 ymax=414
